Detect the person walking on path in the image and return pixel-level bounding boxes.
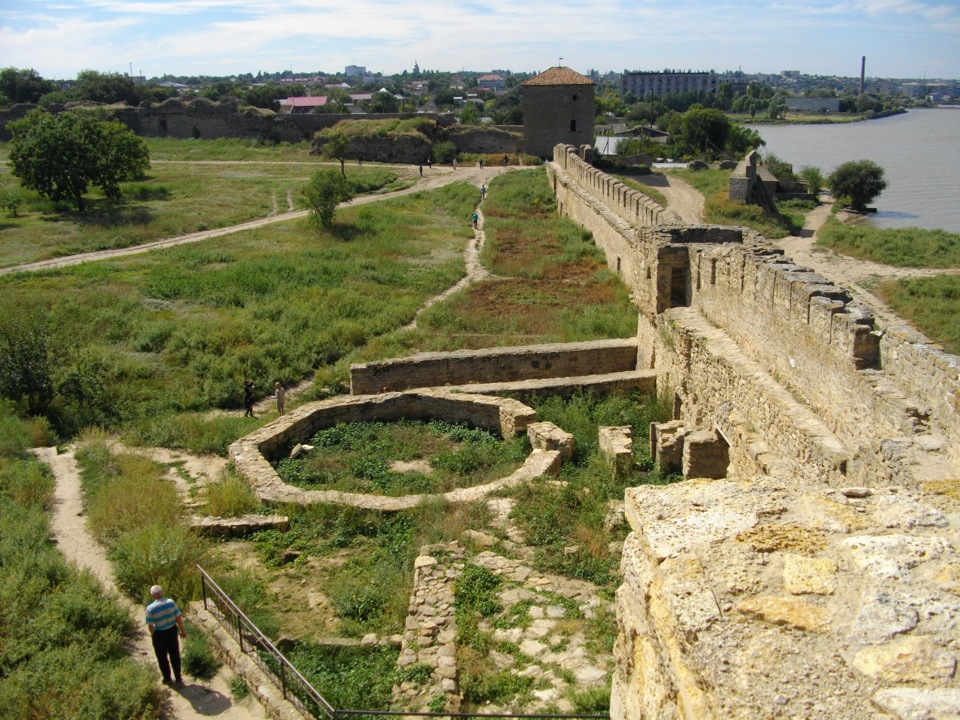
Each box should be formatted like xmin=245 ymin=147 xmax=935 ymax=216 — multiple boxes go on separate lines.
xmin=452 ymin=157 xmax=458 ymax=170
xmin=243 ymin=379 xmax=255 ymax=418
xmin=479 ymin=158 xmax=484 ymax=170
xmin=418 ymin=163 xmax=423 ymax=177
xmin=274 ymin=381 xmax=286 ymax=416
xmin=480 ymin=184 xmax=487 ymax=200
xmin=472 ymin=212 xmax=479 ymax=230
xmin=146 ymin=585 xmax=187 ymax=687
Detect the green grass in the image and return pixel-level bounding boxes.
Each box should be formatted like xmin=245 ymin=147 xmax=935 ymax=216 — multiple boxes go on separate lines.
xmin=506 ymin=390 xmax=673 ymax=588
xmin=143 ymin=136 xmax=316 ymax=161
xmin=275 ymin=419 xmax=530 ymax=495
xmin=614 ymin=172 xmax=669 ymax=207
xmin=0 ymin=182 xmax=477 ymax=451
xmin=0 ymin=158 xmax=400 ymax=267
xmin=817 ymin=216 xmax=960 ymax=268
xmin=877 ymin=275 xmax=960 ymax=355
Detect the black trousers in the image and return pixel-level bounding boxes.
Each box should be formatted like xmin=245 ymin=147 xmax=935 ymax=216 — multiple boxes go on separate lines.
xmin=151 ymin=626 xmax=182 ymax=681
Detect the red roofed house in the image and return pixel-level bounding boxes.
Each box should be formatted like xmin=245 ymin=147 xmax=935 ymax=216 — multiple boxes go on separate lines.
xmin=279 ymin=96 xmax=328 ymax=114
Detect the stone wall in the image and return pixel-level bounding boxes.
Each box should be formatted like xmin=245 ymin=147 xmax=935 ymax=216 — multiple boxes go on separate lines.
xmin=548 ymin=142 xmax=960 ymax=720
xmin=350 ymin=339 xmax=639 ymax=394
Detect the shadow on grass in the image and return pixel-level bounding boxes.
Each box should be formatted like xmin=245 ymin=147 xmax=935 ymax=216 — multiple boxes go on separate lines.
xmin=329 ymin=223 xmax=363 ymax=242
xmin=40 ymin=203 xmax=156 ymax=228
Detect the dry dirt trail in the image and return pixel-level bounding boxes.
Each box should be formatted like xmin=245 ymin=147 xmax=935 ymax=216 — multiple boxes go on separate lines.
xmin=35 ymin=445 xmax=264 ymax=720
xmin=0 ymin=163 xmax=513 ymax=277
xmin=649 ymin=174 xmax=704 ymax=225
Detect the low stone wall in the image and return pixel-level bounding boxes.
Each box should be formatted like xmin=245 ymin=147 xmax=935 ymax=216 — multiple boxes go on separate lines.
xmin=350 ymin=339 xmax=639 ymax=395
xmin=189 ymin=603 xmax=306 ymax=720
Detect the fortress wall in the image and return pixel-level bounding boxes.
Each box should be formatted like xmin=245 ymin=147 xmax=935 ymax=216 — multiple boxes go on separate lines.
xmin=880 ymin=326 xmax=960 ymax=466
xmin=685 ymin=244 xmax=900 ymax=454
xmin=553 ymin=144 xmax=680 ymax=229
xmin=647 ymin=311 xmax=851 ymax=485
xmin=350 ymin=339 xmax=639 ymax=395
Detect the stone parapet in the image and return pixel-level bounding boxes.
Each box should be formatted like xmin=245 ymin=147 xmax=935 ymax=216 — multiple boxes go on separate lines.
xmin=611 ymin=476 xmax=959 ymax=720
xmin=599 ymin=426 xmax=634 ymax=478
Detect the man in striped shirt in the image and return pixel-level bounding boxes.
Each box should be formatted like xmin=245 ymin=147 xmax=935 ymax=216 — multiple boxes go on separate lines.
xmin=145 ymin=585 xmax=187 ymax=687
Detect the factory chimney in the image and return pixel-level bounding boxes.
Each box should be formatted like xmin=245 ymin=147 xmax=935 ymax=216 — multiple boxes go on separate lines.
xmin=860 ymin=56 xmax=865 ymax=94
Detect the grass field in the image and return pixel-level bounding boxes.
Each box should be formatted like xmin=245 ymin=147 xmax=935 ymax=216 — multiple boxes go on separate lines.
xmin=817 ymin=216 xmax=960 ymax=268
xmin=0 ymin=157 xmax=404 ymax=267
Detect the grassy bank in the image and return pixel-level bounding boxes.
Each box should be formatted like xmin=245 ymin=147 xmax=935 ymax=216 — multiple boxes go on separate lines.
xmin=877 ymin=275 xmax=960 ymax=355
xmin=817 ymin=217 xmax=960 ymax=268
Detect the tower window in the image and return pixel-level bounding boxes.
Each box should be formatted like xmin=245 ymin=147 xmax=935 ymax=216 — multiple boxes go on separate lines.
xmin=570 ymin=119 xmax=577 ymax=132
xmin=572 ymin=94 xmax=578 ymax=101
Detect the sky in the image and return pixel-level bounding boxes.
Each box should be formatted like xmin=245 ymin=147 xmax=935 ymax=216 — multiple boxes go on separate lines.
xmin=1 ymin=0 xmax=958 ymax=82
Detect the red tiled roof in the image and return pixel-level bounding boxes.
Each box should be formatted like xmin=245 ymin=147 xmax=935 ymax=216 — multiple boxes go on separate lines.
xmin=522 ymin=67 xmax=594 ymax=87
xmin=282 ymin=96 xmax=328 ymax=107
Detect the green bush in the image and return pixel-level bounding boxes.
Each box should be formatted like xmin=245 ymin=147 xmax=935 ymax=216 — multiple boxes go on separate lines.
xmin=182 ymin=621 xmax=220 ymax=680
xmin=110 ymin=523 xmax=205 ymax=601
xmin=205 ymin=470 xmax=258 ymax=517
xmin=432 ymin=141 xmax=457 ymax=164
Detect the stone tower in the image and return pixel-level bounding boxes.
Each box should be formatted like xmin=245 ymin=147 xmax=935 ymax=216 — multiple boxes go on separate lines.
xmin=521 ymin=67 xmax=595 ymax=159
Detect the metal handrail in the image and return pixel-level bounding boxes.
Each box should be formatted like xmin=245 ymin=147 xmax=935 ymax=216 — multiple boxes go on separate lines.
xmin=198 ymin=565 xmax=336 ymax=720
xmin=197 ymin=566 xmax=609 ymax=720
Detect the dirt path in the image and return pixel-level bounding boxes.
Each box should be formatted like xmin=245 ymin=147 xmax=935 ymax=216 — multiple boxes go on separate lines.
xmin=35 ymin=445 xmax=263 ymax=720
xmin=771 ymin=202 xmax=957 ymax=330
xmin=650 ymin=174 xmax=704 ymax=224
xmin=0 ymin=163 xmax=512 ymax=277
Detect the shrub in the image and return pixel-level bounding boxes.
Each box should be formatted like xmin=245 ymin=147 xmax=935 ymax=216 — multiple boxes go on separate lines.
xmin=182 ymin=621 xmax=220 ymax=680
xmin=205 ymin=469 xmax=258 ymax=517
xmin=432 ymin=141 xmax=457 ymax=164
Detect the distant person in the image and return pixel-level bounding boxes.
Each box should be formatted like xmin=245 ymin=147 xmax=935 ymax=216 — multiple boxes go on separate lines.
xmin=427 ymin=158 xmax=432 ymax=169
xmin=418 ymin=163 xmax=423 ymax=177
xmin=274 ymin=381 xmax=286 ymax=416
xmin=479 ymin=158 xmax=484 ymax=170
xmin=472 ymin=212 xmax=479 ymax=229
xmin=243 ymin=379 xmax=255 ymax=417
xmin=480 ymin=184 xmax=487 ymax=200
xmin=452 ymin=157 xmax=458 ymax=170
xmin=358 ymin=154 xmax=363 ymax=167
xmin=146 ymin=585 xmax=187 ymax=688
xmin=503 ymin=154 xmax=509 ymax=167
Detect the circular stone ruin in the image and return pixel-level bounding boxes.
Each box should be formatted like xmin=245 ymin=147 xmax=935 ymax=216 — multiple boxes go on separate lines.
xmin=229 ymin=388 xmax=572 ymax=511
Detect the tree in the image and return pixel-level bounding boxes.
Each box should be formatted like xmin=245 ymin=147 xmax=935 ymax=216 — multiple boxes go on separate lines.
xmin=799 ymin=165 xmax=824 ymax=195
xmin=303 ymin=168 xmax=354 ymax=228
xmin=72 ymin=70 xmax=141 ymax=105
xmin=827 ymin=160 xmax=887 ymax=211
xmin=0 ymin=67 xmax=53 ymax=105
xmin=8 ymin=109 xmax=150 ymax=212
xmin=323 ymin=130 xmax=351 ymax=177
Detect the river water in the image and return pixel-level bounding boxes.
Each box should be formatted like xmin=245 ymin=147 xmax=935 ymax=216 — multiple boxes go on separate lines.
xmin=751 ymin=108 xmax=960 ymax=233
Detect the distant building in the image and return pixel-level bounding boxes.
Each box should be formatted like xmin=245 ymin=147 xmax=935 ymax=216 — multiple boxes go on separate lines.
xmin=785 ymin=97 xmax=840 ymax=113
xmin=345 ymin=65 xmax=366 ymax=78
xmin=478 ymin=73 xmax=506 ymax=92
xmin=278 ymin=96 xmax=328 ymax=114
xmin=522 ymin=66 xmax=595 ymax=158
xmin=620 ymin=70 xmax=718 ymax=98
